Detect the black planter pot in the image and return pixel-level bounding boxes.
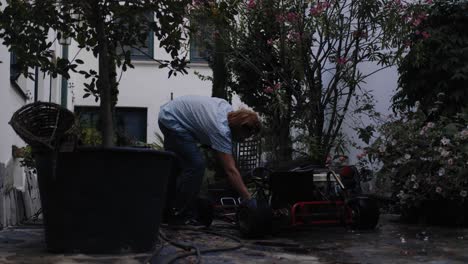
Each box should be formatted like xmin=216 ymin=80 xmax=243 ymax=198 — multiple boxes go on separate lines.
xmin=34 ymin=147 xmax=178 ymax=253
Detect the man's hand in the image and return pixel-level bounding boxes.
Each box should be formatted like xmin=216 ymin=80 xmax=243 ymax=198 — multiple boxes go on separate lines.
xmin=216 ymin=151 xmax=251 ymax=200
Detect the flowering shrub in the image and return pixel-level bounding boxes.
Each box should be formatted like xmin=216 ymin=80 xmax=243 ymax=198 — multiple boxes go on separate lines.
xmin=364 ymin=106 xmax=468 ymax=210
xmin=393 ymin=0 xmax=468 ymax=115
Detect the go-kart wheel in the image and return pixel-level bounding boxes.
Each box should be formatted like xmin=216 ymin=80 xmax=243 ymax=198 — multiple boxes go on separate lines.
xmin=347 ymin=196 xmax=380 ymax=230
xmin=195 ymin=197 xmax=214 ymax=227
xmin=238 ymin=203 xmax=273 ymax=238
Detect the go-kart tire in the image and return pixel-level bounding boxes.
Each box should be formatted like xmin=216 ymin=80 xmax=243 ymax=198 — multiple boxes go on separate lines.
xmin=195 ymin=197 xmax=214 ymax=227
xmin=347 ymin=196 xmax=380 ymax=230
xmin=238 ymin=204 xmax=273 ymax=238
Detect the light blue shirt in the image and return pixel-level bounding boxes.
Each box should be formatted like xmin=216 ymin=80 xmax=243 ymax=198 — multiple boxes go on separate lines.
xmin=158 ymin=95 xmax=233 ymax=154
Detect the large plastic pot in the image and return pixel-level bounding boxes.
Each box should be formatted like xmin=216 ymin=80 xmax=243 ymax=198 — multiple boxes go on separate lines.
xmin=34 ymin=147 xmax=177 ymax=253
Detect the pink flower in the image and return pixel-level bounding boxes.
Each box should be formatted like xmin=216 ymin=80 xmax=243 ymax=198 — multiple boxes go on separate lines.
xmin=352 ymin=30 xmax=368 ymax=39
xmin=460 ymin=129 xmax=468 ymax=139
xmin=440 ymin=149 xmax=450 ymax=158
xmin=356 ymin=151 xmax=367 ymax=160
xmin=415 ymin=30 xmax=421 ymax=35
xmin=310 ymin=7 xmax=322 ymax=16
xmin=273 ymin=82 xmax=281 ymax=90
xmin=337 ymin=57 xmax=347 ymax=65
xmin=192 ymin=0 xmax=205 ymax=6
xmin=247 ymin=0 xmax=256 ymax=9
xmin=286 ymin=12 xmax=299 ymax=22
xmin=267 ymin=39 xmax=274 ymax=45
xmin=425 ymin=0 xmax=433 ymax=4
xmin=421 ymin=31 xmax=431 ymax=39
xmin=310 ymin=1 xmax=330 ymax=16
xmin=404 ymin=40 xmax=413 ymax=48
xmin=379 ymin=145 xmax=386 ymax=153
xmin=276 ymin=14 xmax=286 ymax=23
xmin=412 ymin=18 xmax=422 ymax=27
xmin=264 ymin=86 xmax=274 ymax=93
xmin=287 ymin=32 xmax=302 ymax=42
xmin=419 ymin=127 xmax=427 ymax=135
xmin=441 ymin=137 xmax=450 ymax=146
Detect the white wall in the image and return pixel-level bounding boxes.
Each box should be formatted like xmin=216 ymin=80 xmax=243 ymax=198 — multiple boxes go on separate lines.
xmin=0 ymin=26 xmax=30 ymax=227
xmin=0 ymin=50 xmax=27 ymax=165
xmin=342 ymin=63 xmax=399 ymax=163
xmin=0 ymin=8 xmax=60 ymax=226
xmin=70 ymin=39 xmax=213 ymax=144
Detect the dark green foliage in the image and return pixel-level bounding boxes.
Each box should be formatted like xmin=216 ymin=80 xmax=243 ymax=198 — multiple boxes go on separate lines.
xmin=393 ymin=0 xmax=468 ymax=115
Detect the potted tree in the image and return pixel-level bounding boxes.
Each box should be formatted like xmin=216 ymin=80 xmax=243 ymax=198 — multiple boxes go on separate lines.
xmin=0 ymin=0 xmax=190 ymax=253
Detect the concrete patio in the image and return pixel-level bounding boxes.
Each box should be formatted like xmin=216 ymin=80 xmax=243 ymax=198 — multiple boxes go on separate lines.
xmin=1 ymin=215 xmax=467 ymax=264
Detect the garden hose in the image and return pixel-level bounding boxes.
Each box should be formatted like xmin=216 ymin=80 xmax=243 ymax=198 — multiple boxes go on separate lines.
xmin=147 ymin=225 xmax=243 ymax=264
xmin=158 ymin=229 xmax=202 ymax=264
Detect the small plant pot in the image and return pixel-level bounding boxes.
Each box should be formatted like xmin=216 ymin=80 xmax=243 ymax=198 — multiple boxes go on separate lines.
xmin=34 ymin=147 xmax=178 ymax=253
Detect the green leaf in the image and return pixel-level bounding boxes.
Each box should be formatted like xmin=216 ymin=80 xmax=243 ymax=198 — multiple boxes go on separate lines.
xmin=443 ymin=123 xmax=460 ymax=136
xmin=463 ymin=143 xmax=468 ymax=155
xmin=358 ymin=126 xmax=376 ymax=144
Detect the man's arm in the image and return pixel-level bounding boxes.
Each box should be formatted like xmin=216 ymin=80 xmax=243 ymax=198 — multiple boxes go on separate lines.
xmin=216 ymin=151 xmax=251 ymax=200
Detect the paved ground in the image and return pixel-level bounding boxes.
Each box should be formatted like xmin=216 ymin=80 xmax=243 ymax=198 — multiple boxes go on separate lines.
xmin=0 ymin=215 xmax=467 ymax=263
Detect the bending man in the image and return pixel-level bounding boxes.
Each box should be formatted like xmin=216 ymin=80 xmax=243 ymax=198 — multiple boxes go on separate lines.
xmin=158 ymin=95 xmax=261 ymax=225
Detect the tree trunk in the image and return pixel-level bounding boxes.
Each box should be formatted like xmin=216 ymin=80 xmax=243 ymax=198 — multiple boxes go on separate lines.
xmin=211 ymin=27 xmax=229 ymax=101
xmin=96 ymin=13 xmax=114 ymax=147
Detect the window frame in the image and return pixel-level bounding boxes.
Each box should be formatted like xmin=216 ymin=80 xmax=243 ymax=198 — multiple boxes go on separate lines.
xmin=129 ymin=12 xmax=155 ymax=61
xmin=189 ymin=16 xmax=214 ymax=63
xmin=10 ymin=52 xmax=28 ymax=100
xmin=129 ymin=30 xmax=154 ymax=60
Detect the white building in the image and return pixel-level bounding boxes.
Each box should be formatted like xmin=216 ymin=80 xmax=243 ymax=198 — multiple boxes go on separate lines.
xmin=0 ymin=5 xmax=398 ymax=227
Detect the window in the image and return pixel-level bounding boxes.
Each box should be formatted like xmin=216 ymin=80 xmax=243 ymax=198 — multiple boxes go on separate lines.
xmin=10 ymin=52 xmax=20 ymax=81
xmin=190 ymin=17 xmax=214 ymax=63
xmin=10 ymin=52 xmax=28 ymax=100
xmin=118 ymin=12 xmax=154 ymax=60
xmin=129 ymin=27 xmax=154 ymax=59
xmin=75 ymin=106 xmax=148 ymax=143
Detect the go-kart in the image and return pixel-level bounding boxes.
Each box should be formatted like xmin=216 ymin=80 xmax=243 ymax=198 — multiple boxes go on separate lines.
xmin=208 ymin=162 xmax=380 ymax=238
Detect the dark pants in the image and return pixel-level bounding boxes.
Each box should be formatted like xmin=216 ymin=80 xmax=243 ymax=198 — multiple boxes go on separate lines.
xmin=159 ymin=121 xmax=205 ymax=219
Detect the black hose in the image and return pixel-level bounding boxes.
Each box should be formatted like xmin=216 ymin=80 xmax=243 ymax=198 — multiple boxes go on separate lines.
xmin=150 ymin=226 xmax=243 ymax=264
xmin=159 ymin=230 xmax=202 ymax=264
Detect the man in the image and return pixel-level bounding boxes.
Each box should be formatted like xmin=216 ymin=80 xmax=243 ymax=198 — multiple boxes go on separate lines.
xmin=158 ymin=95 xmax=261 ymax=225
